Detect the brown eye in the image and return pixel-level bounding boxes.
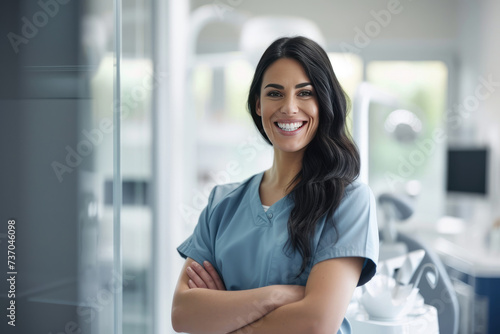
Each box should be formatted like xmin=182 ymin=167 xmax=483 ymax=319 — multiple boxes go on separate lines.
xmin=267 ymin=91 xmax=282 ymax=97
xmin=298 ymin=90 xmax=313 ymax=97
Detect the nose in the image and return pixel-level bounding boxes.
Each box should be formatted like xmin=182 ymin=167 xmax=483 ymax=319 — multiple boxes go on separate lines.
xmin=280 ymin=95 xmax=299 ymax=115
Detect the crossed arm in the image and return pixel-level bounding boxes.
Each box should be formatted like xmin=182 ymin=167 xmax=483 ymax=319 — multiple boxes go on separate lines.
xmin=171 ymin=256 xmax=363 ymax=334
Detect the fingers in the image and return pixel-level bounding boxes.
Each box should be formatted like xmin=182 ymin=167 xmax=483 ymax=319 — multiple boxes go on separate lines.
xmin=186 ymin=261 xmax=226 ymax=290
xmin=203 ymin=261 xmax=226 ymax=291
xmin=187 ymin=279 xmax=197 ymax=289
xmin=186 ymin=266 xmax=207 ymax=288
xmin=187 ymin=261 xmax=217 ymax=289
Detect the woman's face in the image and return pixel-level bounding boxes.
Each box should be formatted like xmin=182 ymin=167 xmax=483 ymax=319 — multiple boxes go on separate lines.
xmin=256 ymin=58 xmax=319 ymax=154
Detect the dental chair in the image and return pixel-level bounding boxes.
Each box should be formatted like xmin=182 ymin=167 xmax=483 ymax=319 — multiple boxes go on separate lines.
xmin=396 ymin=232 xmax=459 ymax=334
xmin=378 ymin=192 xmax=459 ymax=334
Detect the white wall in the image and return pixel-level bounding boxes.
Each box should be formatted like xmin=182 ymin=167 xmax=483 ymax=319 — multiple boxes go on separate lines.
xmin=450 ymin=0 xmax=500 ymax=224
xmin=479 ymin=0 xmax=500 ymax=220
xmin=192 ymin=0 xmax=459 ymax=53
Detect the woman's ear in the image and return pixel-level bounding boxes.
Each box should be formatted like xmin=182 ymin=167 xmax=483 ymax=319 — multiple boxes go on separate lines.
xmin=256 ymin=97 xmax=261 ymax=116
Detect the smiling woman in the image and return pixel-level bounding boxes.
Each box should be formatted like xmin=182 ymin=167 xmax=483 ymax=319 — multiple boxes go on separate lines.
xmin=171 ymin=36 xmax=379 ymax=334
xmin=256 ymin=58 xmax=319 ymax=154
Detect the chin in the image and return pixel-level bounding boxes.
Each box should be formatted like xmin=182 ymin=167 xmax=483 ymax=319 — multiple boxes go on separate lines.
xmin=273 ymin=143 xmax=307 ymax=154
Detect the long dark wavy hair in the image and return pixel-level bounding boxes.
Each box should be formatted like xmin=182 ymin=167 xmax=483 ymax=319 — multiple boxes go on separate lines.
xmin=247 ymin=36 xmax=361 ymax=276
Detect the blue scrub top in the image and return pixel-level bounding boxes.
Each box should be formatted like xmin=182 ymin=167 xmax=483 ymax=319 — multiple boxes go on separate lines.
xmin=178 ymin=171 xmax=379 ymax=333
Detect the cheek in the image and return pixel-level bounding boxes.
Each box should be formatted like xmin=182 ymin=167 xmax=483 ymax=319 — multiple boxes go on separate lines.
xmin=259 ymin=105 xmax=273 ymax=125
xmin=310 ymin=109 xmax=320 ymax=126
xmin=260 ymin=112 xmax=273 ymax=133
xmin=310 ymin=123 xmax=319 ymax=139
xmin=310 ymin=112 xmax=320 ymax=136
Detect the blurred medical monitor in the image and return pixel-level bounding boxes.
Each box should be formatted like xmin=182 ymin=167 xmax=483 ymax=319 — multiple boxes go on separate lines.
xmin=446 ymin=147 xmax=488 ymax=195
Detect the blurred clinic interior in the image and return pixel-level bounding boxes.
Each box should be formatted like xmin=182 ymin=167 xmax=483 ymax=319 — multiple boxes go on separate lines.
xmin=1 ymin=0 xmax=500 ymax=333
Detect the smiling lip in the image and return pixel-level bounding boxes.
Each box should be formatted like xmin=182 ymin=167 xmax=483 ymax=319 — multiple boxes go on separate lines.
xmin=274 ymin=120 xmax=307 ymax=135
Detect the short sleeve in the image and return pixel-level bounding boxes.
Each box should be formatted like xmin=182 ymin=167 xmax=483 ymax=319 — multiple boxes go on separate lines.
xmin=312 ymin=182 xmax=379 ymax=286
xmin=177 ymin=187 xmax=217 ymax=266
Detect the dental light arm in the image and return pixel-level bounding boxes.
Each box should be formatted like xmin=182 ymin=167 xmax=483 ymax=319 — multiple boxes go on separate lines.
xmin=378 ymin=192 xmax=414 ymax=260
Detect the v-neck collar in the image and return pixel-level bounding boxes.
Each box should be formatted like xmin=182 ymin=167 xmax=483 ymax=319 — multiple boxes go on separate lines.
xmin=250 ymin=171 xmax=292 ymax=224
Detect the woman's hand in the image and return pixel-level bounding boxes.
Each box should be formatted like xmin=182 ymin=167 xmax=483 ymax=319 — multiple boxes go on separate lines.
xmin=186 ymin=260 xmax=226 ymax=291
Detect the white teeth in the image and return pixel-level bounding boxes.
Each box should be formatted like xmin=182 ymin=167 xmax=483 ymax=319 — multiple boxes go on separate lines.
xmin=277 ymin=122 xmax=303 ymax=131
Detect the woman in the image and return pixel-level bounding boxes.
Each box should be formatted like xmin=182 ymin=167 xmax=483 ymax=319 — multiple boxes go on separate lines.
xmin=172 ymin=36 xmax=378 ymax=334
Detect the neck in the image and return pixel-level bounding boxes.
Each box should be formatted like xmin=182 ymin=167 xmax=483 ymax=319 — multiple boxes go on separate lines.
xmin=264 ymin=149 xmax=304 ymax=192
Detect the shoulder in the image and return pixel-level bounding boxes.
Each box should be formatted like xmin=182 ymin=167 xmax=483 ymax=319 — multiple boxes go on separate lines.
xmin=343 ymin=180 xmax=373 ymax=201
xmin=315 ymin=180 xmax=379 ymax=285
xmin=208 ymin=172 xmax=261 ymax=209
xmin=324 ymin=180 xmax=377 ymax=244
xmin=336 ymin=180 xmax=375 ymax=213
xmin=209 ymin=182 xmax=243 ymax=206
xmin=316 ymin=180 xmax=376 ymax=235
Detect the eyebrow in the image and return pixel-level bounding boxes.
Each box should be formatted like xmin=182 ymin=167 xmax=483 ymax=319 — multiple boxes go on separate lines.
xmin=264 ymin=82 xmax=313 ymax=89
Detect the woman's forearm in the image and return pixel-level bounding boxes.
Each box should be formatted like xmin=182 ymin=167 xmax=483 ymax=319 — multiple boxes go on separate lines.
xmin=229 ymin=299 xmax=326 ymax=334
xmin=172 ymin=285 xmax=304 ymax=334
xmin=230 ymin=258 xmax=365 ymax=334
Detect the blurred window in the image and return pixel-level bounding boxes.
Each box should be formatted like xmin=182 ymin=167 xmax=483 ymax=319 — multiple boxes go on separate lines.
xmin=86 ymin=0 xmax=153 ymax=332
xmin=366 ymin=61 xmax=448 ymax=223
